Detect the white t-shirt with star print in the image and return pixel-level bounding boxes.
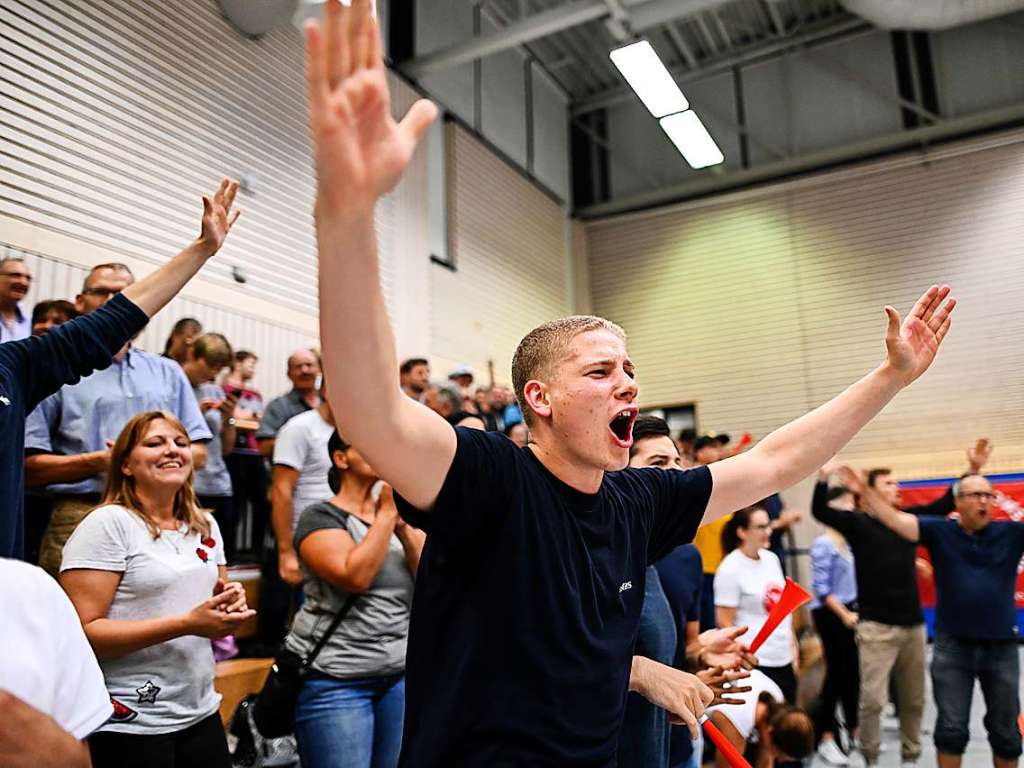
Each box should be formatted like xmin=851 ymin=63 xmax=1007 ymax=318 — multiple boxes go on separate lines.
xmin=61 ymin=504 xmax=227 ymax=734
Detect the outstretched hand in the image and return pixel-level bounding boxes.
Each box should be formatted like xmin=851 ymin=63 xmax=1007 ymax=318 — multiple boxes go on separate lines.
xmin=197 ymin=178 xmax=240 ymax=256
xmin=305 ymin=0 xmax=437 ymax=216
xmin=883 ymin=285 xmax=956 ymax=386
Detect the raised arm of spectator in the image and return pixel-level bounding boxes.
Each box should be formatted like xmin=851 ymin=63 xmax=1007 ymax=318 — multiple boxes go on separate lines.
xmin=271 ymin=465 xmax=302 ymax=586
xmin=907 ymin=437 xmax=991 ymax=517
xmin=1 ymin=181 xmax=239 ymax=412
xmin=838 ymin=466 xmax=920 ymax=542
xmin=703 ymin=286 xmax=955 ymax=525
xmin=306 ymin=0 xmax=454 ymax=512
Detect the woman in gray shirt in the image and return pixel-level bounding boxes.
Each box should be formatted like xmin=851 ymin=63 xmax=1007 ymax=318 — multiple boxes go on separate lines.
xmin=286 ymin=431 xmax=425 ymax=768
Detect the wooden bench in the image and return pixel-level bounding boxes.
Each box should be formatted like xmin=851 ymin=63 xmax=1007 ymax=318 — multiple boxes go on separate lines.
xmin=215 ymin=657 xmax=273 ymax=725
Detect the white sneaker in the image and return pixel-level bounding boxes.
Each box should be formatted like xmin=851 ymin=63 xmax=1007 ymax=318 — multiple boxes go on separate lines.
xmin=817 ymin=739 xmax=850 ymax=766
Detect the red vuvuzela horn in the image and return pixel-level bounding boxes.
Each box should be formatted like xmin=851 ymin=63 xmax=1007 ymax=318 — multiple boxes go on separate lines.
xmin=747 ymin=578 xmax=812 ymax=654
xmin=701 ymin=715 xmax=753 ymax=768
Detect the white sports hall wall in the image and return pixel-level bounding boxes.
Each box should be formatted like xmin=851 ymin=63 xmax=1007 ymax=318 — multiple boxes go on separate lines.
xmin=1 ymin=0 xmax=571 ymax=397
xmin=585 ymin=129 xmax=1024 ymax=480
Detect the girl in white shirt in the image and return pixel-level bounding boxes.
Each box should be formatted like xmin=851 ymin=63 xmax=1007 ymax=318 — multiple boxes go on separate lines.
xmin=61 ymin=410 xmax=256 ymax=768
xmin=714 ymin=506 xmax=799 ymax=702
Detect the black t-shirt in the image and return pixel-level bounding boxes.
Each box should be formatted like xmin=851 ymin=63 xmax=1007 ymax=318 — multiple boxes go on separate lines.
xmin=394 ymin=427 xmax=713 ymax=768
xmin=811 ymin=482 xmax=923 ymax=626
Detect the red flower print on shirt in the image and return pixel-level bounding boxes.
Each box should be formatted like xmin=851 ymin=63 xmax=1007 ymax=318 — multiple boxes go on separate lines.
xmin=196 ymin=547 xmax=209 ymax=563
xmin=763 ymin=583 xmax=784 ymax=614
xmin=201 ymin=536 xmax=216 ymax=549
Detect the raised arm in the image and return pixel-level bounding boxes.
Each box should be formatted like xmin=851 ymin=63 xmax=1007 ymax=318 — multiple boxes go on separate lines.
xmin=838 ymin=466 xmax=919 ymax=542
xmin=704 ymin=286 xmax=955 ymax=523
xmin=119 ymin=179 xmax=239 ymax=316
xmin=306 ymin=0 xmax=453 ymax=512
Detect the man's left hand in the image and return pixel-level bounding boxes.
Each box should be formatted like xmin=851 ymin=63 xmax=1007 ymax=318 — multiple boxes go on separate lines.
xmin=631 ymin=657 xmax=713 ymax=739
xmin=196 ymin=178 xmax=241 ymax=257
xmin=882 ymin=285 xmax=956 ymax=387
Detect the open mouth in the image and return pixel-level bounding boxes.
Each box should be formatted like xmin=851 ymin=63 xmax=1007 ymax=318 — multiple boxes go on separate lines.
xmin=157 ymin=461 xmax=183 ymax=469
xmin=608 ymin=407 xmax=639 ymax=448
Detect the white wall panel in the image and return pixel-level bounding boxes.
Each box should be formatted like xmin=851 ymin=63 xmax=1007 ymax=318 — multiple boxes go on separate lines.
xmin=414 ymin=0 xmax=476 ymax=125
xmin=585 ymin=130 xmax=1024 ymax=479
xmin=480 ymin=14 xmax=528 ymax=168
xmin=431 ymin=125 xmax=569 ymax=383
xmin=932 ymin=12 xmax=1024 ymax=118
xmin=1 ymin=244 xmax=317 ymax=400
xmin=531 ymin=64 xmax=570 ymax=202
xmin=742 ymin=31 xmax=902 ymax=164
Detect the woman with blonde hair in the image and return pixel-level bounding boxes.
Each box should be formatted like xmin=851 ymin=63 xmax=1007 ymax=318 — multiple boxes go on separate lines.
xmin=61 ymin=410 xmax=255 ymax=768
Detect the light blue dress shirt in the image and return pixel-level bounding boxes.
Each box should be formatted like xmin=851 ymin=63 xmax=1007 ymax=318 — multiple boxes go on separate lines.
xmin=809 ymin=533 xmax=858 ymax=609
xmin=24 ymin=347 xmax=212 ymax=494
xmin=0 ymin=303 xmax=31 ymax=344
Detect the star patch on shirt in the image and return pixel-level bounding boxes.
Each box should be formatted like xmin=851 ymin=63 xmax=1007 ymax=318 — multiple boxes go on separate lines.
xmin=136 ymin=680 xmax=161 ymax=704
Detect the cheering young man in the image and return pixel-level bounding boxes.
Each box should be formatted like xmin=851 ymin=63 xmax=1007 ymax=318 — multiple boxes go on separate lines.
xmin=304 ymin=2 xmax=955 ymax=765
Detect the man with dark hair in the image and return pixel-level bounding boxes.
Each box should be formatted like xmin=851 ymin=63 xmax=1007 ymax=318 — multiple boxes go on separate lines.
xmin=812 ymin=439 xmax=991 ymax=768
xmin=399 ymin=357 xmax=430 ymax=399
xmin=847 ymin=469 xmax=1023 ymax=768
xmin=256 ymin=348 xmax=321 ymax=458
xmin=162 ymin=317 xmax=203 ymax=364
xmin=307 ymin=4 xmax=954 ymax=762
xmin=0 ymin=257 xmax=32 ymax=343
xmin=0 ymin=179 xmax=239 ymax=560
xmin=30 ymin=300 xmax=78 ymax=336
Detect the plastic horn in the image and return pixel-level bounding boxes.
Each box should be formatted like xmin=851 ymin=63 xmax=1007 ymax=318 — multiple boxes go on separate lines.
xmin=700 ymin=714 xmax=753 ymax=768
xmin=747 ymin=578 xmax=812 ymax=654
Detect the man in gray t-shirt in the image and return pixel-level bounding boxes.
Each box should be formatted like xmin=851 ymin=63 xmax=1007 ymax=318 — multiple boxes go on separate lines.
xmin=271 ymin=398 xmax=335 ymax=587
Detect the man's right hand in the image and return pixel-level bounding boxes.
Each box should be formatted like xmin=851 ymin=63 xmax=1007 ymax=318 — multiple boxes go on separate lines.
xmin=0 ymin=691 xmax=92 ymax=768
xmin=279 ymin=549 xmax=303 ymax=586
xmin=304 ymin=0 xmax=436 ymax=217
xmin=967 ymin=438 xmax=992 ymax=473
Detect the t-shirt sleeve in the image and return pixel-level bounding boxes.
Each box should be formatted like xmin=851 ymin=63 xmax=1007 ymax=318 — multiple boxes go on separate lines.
xmin=810 ymin=482 xmax=854 ymax=537
xmin=60 ymin=505 xmax=132 ymax=572
xmin=685 ymin=548 xmax=703 ymax=623
xmin=644 ymin=464 xmax=714 ymax=564
xmin=917 ymin=517 xmax=940 ymax=548
xmin=713 ymin=557 xmax=741 ymax=608
xmin=171 ymin=365 xmax=212 ymax=442
xmin=393 ymin=426 xmax=518 ymax=544
xmin=256 ymin=399 xmax=287 ymax=440
xmin=293 ymin=503 xmax=349 ymax=552
xmin=904 ymin=486 xmax=955 ymax=517
xmin=47 ymin=576 xmax=113 ymax=738
xmin=272 ymin=419 xmax=306 ymax=470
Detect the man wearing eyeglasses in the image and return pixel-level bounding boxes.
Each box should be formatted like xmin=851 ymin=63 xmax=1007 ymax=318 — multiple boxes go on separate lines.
xmin=846 ymin=469 xmax=1024 ymax=768
xmin=0 ymin=257 xmax=33 ymax=344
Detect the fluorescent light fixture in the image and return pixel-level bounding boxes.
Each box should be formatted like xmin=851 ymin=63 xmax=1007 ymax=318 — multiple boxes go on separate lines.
xmin=659 ymin=110 xmax=724 ymax=169
xmin=609 ymin=40 xmax=688 ymax=118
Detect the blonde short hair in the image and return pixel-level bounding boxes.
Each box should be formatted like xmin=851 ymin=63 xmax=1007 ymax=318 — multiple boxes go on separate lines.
xmin=511 ymin=316 xmax=626 ymax=426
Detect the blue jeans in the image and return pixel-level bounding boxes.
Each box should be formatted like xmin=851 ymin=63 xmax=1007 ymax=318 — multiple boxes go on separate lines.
xmin=294 ymin=673 xmax=405 ymax=768
xmin=931 ymin=634 xmax=1021 ymax=760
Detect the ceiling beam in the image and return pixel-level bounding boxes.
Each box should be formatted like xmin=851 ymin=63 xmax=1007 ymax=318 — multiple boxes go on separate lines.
xmin=401 ymin=0 xmax=609 ymax=76
xmin=572 ymin=17 xmax=870 ymax=114
xmin=575 ymin=103 xmax=1024 ymax=219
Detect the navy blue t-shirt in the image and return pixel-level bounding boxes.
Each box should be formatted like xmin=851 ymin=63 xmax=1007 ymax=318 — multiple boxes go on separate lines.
xmin=0 ymin=294 xmax=148 ymax=558
xmin=395 ymin=428 xmax=713 ymax=767
xmin=654 ymin=544 xmax=703 ymax=767
xmin=919 ymin=518 xmax=1024 ymax=640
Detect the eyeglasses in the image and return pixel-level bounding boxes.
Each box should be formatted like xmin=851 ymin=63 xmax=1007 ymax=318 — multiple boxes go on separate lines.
xmin=0 ymin=271 xmax=31 ymax=282
xmin=81 ymin=286 xmax=122 ymax=298
xmin=961 ymin=492 xmax=996 ymax=501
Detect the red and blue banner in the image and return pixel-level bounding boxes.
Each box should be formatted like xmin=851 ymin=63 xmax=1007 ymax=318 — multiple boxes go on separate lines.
xmin=900 ymin=472 xmax=1024 ymax=636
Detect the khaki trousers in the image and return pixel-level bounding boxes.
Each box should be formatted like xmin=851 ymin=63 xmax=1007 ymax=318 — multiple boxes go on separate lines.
xmin=856 ymin=620 xmax=926 ymax=764
xmin=38 ymin=497 xmax=97 ymax=577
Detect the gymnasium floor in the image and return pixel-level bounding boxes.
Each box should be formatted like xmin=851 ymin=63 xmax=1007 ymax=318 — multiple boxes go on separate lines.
xmin=810 ymin=647 xmax=1024 ymax=768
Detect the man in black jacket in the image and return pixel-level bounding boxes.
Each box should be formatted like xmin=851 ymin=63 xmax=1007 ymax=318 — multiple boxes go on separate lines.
xmin=0 ymin=179 xmax=240 ymax=559
xmin=812 ymin=440 xmax=991 ymax=767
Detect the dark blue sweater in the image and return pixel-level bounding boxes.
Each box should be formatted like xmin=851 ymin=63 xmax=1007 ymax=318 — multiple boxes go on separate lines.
xmin=0 ymin=294 xmax=148 ymax=558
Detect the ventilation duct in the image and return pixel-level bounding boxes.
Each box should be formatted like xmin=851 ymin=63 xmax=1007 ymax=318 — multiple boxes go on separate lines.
xmin=839 ymin=0 xmax=1024 ymax=30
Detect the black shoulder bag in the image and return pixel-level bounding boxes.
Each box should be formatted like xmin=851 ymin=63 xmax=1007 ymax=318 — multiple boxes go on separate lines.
xmin=252 ymin=593 xmax=358 ymax=738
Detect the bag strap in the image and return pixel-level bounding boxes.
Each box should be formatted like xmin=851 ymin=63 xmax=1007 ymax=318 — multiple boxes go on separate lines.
xmin=300 ymin=591 xmax=358 ymax=671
